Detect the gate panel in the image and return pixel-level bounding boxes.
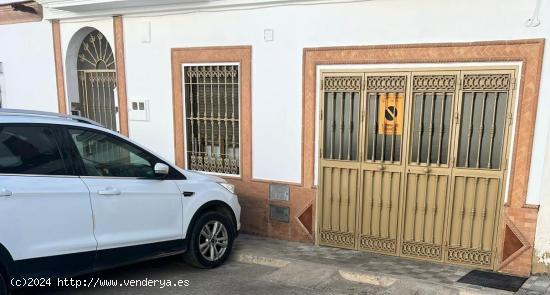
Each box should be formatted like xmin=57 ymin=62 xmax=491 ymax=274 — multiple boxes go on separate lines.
xmin=359 ymin=167 xmax=400 ymax=254
xmin=402 ymin=172 xmax=449 ymax=261
xmin=445 ymin=71 xmax=514 ymax=269
xmin=319 ymin=165 xmax=359 ymax=249
xmin=357 ymin=74 xmax=408 ymax=255
xmin=401 ymin=73 xmax=457 ymax=262
xmin=447 ymin=175 xmax=500 ymax=268
xmin=318 ymin=75 xmax=362 ymax=249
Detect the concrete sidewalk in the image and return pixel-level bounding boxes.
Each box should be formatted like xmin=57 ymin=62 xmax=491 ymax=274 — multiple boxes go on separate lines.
xmin=232 ymin=234 xmax=550 ymax=295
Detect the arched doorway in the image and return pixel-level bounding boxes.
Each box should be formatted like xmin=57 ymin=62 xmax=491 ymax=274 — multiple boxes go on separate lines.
xmin=74 ymin=30 xmax=118 ymax=131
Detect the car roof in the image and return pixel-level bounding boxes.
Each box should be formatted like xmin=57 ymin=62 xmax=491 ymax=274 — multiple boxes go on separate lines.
xmin=0 ymin=108 xmax=105 ymax=130
xmin=0 ymin=108 xmax=193 ymax=178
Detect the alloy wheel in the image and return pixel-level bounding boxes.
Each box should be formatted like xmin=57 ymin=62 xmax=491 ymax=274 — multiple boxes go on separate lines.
xmin=198 ymin=220 xmax=229 ymax=261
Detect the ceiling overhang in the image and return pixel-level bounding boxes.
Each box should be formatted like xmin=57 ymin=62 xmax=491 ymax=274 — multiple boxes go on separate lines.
xmin=0 ymin=1 xmax=43 ymax=25
xmin=35 ymin=0 xmax=353 ymax=19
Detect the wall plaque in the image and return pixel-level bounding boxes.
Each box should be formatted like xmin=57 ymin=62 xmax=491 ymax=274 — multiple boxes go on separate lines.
xmin=270 ymin=205 xmax=290 ymax=223
xmin=269 ymin=183 xmax=290 ymax=201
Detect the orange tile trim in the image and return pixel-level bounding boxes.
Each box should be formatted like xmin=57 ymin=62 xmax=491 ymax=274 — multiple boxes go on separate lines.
xmin=113 ymin=16 xmax=129 ymax=136
xmin=52 ymin=20 xmax=67 ymax=114
xmin=171 ymin=46 xmax=252 ymax=181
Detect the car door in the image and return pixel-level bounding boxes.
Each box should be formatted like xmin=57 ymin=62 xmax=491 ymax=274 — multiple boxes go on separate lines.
xmin=63 ymin=126 xmax=185 ymax=269
xmin=0 ymin=124 xmax=96 ymax=278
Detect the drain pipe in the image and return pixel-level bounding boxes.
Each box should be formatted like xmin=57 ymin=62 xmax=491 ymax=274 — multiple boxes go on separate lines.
xmin=525 ymin=0 xmax=542 ymax=27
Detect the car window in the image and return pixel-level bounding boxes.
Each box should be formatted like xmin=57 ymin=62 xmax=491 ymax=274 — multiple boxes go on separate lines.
xmin=0 ymin=125 xmax=68 ymax=175
xmin=68 ymin=128 xmax=157 ymax=178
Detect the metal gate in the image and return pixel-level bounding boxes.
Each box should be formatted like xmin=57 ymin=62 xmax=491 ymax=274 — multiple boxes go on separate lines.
xmin=75 ymin=30 xmax=118 ymax=132
xmin=318 ymin=68 xmax=516 ymax=270
xmin=77 ymin=70 xmax=118 ymax=131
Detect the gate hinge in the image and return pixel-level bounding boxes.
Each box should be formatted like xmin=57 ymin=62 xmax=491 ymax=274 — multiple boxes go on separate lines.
xmin=507 ymin=113 xmax=513 ymax=126
xmin=361 ymin=110 xmax=366 ymax=122
xmin=320 ymin=109 xmax=323 ymax=121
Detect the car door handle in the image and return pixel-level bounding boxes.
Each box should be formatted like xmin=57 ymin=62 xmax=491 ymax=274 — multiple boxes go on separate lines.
xmin=183 ymin=191 xmax=194 ymax=197
xmin=0 ymin=188 xmax=12 ymax=197
xmin=98 ymin=187 xmax=121 ymax=196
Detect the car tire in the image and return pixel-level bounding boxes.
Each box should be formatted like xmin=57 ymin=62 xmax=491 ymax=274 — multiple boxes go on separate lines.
xmin=184 ymin=211 xmax=235 ymax=269
xmin=0 ymin=272 xmax=8 ymax=295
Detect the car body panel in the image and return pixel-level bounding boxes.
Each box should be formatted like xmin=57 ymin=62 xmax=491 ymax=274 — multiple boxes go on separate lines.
xmin=0 ymin=175 xmax=96 ymax=261
xmin=82 ymin=177 xmax=184 ymax=250
xmin=173 ymin=178 xmax=241 ymax=239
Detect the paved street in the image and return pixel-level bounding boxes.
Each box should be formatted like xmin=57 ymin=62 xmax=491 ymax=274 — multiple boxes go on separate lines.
xmin=12 ymin=256 xmax=379 ymax=295
xmin=11 ymin=235 xmax=550 ymax=295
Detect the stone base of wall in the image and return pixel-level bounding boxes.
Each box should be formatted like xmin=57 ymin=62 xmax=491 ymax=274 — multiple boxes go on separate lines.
xmin=499 ymin=206 xmax=539 ymax=276
xmin=227 ymin=179 xmax=316 ymax=244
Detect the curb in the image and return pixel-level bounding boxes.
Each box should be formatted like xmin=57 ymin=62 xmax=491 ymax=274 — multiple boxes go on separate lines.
xmin=338 ymin=269 xmax=397 ymax=287
xmin=234 ymin=253 xmax=291 ymax=268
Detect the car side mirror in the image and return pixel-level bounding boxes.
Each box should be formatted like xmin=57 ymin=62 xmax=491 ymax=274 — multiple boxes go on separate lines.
xmin=154 ymin=163 xmax=170 ymax=177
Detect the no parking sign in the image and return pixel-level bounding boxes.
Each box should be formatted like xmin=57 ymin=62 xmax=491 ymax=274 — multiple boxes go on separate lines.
xmin=377 ymin=92 xmax=404 ymax=135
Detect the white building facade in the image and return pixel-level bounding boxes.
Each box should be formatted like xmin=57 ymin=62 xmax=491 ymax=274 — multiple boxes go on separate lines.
xmin=1 ymin=0 xmax=549 ymax=276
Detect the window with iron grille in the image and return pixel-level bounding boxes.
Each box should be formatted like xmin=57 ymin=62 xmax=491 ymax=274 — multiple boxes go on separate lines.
xmin=184 ymin=65 xmax=240 ymax=175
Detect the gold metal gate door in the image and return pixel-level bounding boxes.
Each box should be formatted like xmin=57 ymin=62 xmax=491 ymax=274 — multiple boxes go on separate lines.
xmin=357 ymin=74 xmax=408 ymax=255
xmin=445 ymin=71 xmax=515 ymax=268
xmin=400 ymin=73 xmax=457 ymax=262
xmin=318 ymin=75 xmax=363 ymax=249
xmin=318 ymin=69 xmax=516 ymax=270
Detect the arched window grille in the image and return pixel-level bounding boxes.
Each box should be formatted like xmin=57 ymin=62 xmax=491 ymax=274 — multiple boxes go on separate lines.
xmin=75 ymin=30 xmax=118 ymax=131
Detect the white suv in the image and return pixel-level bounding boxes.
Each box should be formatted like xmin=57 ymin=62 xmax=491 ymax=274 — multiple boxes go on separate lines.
xmin=0 ymin=109 xmax=241 ymax=294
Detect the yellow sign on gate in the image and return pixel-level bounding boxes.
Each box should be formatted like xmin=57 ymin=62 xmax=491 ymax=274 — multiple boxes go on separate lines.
xmin=378 ymin=93 xmax=404 ymax=135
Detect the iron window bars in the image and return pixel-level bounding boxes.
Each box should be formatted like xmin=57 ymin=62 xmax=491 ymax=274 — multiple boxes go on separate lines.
xmin=184 ymin=65 xmax=240 ymax=175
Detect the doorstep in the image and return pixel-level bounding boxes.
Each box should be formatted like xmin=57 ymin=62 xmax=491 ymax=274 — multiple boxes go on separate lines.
xmin=231 ymin=234 xmax=550 ymax=295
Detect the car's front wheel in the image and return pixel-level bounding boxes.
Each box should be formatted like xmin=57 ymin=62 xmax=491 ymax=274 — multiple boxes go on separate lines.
xmin=0 ymin=272 xmax=8 ymax=295
xmin=184 ymin=211 xmax=235 ymax=268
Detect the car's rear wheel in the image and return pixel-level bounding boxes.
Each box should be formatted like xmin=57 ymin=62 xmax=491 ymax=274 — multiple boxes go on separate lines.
xmin=184 ymin=211 xmax=235 ymax=268
xmin=0 ymin=272 xmax=8 ymax=295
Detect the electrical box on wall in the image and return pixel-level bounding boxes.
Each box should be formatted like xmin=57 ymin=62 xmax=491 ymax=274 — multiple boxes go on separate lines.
xmin=139 ymin=20 xmax=151 ymax=43
xmin=129 ymin=100 xmax=150 ymax=121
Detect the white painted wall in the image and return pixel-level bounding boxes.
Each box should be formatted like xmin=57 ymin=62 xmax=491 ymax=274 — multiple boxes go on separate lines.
xmin=0 ymin=20 xmax=58 ymax=112
xmin=121 ymin=0 xmax=550 ymax=187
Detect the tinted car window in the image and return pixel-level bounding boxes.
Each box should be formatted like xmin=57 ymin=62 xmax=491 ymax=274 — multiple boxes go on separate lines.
xmin=0 ymin=126 xmax=67 ymax=175
xmin=69 ymin=128 xmax=157 ymax=178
